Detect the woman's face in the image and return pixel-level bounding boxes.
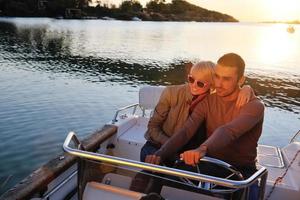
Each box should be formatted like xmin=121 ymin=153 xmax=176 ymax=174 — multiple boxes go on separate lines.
xmin=188 ymin=68 xmax=211 ymax=95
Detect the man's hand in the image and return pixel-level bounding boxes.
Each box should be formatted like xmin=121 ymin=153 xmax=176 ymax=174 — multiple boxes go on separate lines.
xmin=145 ymin=155 xmax=161 ymax=165
xmin=236 ymin=85 xmax=252 ymax=108
xmin=180 ymin=145 xmax=207 ymax=166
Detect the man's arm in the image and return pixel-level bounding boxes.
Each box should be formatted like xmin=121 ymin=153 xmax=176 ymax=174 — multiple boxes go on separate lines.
xmin=181 ymin=99 xmax=264 ymax=165
xmin=145 ymin=87 xmax=171 ymax=145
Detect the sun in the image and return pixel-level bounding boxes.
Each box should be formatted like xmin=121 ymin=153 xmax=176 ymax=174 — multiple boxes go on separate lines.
xmin=263 ymin=0 xmax=300 ymax=21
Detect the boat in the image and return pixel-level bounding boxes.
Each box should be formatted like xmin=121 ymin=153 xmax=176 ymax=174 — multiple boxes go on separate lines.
xmin=287 ymin=25 xmax=295 ymax=33
xmin=131 ymin=17 xmax=142 ymax=21
xmin=82 ymin=16 xmax=98 ymax=20
xmin=55 ymin=16 xmax=64 ymax=20
xmin=65 ymin=8 xmax=82 ymax=19
xmin=102 ymin=16 xmax=116 ymax=20
xmin=1 ymin=86 xmax=299 ymax=200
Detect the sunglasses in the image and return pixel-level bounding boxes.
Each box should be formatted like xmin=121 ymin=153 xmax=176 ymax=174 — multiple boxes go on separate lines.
xmin=187 ymin=75 xmax=208 ymax=88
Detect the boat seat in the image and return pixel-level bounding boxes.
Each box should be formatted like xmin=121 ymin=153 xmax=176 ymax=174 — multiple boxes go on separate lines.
xmin=83 ymin=182 xmax=144 ymax=200
xmin=139 ymin=85 xmax=165 ymax=113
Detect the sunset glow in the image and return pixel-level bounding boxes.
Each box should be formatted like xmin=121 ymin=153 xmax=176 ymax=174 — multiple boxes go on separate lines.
xmin=192 ymin=0 xmax=300 ymax=22
xmin=262 ymin=0 xmax=300 ymax=21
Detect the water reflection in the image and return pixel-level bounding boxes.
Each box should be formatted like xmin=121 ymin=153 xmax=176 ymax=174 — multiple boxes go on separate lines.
xmin=247 ymin=73 xmax=300 ymax=114
xmin=0 ymin=21 xmax=71 ymax=57
xmin=0 ymin=20 xmax=299 ymax=114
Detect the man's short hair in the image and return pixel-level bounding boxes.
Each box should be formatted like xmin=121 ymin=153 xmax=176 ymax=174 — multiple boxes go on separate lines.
xmin=217 ymin=53 xmax=245 ymax=78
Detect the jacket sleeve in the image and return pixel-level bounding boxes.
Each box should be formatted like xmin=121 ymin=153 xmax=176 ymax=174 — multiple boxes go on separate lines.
xmin=155 ymin=99 xmax=207 ymax=160
xmin=203 ymin=99 xmax=264 ymax=153
xmin=145 ymin=87 xmax=171 ymax=145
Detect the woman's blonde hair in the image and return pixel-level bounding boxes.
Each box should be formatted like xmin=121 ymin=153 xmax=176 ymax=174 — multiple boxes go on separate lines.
xmin=190 ymin=61 xmax=216 ymax=93
xmin=191 ymin=61 xmax=215 ymax=83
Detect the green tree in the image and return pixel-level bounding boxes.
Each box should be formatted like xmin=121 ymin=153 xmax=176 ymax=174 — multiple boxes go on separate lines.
xmin=170 ymin=0 xmax=186 ymax=14
xmin=76 ymin=0 xmax=92 ymax=8
xmin=146 ymin=0 xmax=166 ymax=13
xmin=2 ymin=0 xmax=37 ymax=16
xmin=120 ymin=0 xmax=142 ymax=13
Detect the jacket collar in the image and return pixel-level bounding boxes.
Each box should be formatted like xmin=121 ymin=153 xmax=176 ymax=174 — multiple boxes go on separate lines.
xmin=184 ymin=83 xmax=193 ymax=103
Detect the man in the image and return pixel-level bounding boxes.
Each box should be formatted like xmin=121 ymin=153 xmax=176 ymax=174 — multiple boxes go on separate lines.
xmin=146 ymin=53 xmax=264 ymax=181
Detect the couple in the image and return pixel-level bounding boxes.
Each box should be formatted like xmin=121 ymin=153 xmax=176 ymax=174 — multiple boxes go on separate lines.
xmin=135 ymin=53 xmax=264 ymax=197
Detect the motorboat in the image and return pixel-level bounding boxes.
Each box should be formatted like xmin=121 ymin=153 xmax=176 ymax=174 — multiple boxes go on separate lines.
xmin=287 ymin=25 xmax=295 ymax=33
xmin=102 ymin=16 xmax=116 ymax=20
xmin=131 ymin=17 xmax=142 ymax=21
xmin=1 ymin=86 xmax=299 ymax=200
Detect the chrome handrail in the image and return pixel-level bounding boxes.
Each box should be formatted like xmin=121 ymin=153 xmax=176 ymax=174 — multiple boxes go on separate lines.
xmin=111 ymin=103 xmax=139 ymax=124
xmin=63 ymin=132 xmax=268 ymax=191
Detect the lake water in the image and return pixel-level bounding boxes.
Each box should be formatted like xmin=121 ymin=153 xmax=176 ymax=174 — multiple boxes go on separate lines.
xmin=0 ymin=18 xmax=299 ymax=195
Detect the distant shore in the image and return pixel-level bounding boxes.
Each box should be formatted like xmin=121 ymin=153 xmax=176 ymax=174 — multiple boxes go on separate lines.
xmin=262 ymin=20 xmax=300 ymax=24
xmin=0 ymin=0 xmax=238 ymax=22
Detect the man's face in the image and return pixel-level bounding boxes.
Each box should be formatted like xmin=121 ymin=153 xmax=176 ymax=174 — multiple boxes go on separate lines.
xmin=214 ymin=64 xmax=243 ymax=97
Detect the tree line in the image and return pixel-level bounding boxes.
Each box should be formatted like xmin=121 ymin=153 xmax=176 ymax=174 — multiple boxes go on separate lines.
xmin=0 ymin=0 xmax=238 ymax=22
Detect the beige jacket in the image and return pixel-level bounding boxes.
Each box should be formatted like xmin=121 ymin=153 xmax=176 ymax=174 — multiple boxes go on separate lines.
xmin=144 ymin=84 xmax=194 ymax=145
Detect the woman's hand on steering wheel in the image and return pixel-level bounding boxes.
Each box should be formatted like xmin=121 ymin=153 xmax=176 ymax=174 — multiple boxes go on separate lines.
xmin=180 ymin=145 xmax=207 ymax=166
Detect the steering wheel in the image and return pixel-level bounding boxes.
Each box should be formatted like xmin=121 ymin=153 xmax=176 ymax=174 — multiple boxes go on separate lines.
xmin=173 ymin=156 xmax=244 ymax=194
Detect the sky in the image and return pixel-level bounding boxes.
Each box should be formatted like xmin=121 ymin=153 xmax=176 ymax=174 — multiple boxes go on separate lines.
xmin=92 ymin=0 xmax=300 ymax=22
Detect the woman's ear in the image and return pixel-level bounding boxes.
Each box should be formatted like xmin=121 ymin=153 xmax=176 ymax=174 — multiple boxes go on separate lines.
xmin=238 ymin=75 xmax=246 ymax=87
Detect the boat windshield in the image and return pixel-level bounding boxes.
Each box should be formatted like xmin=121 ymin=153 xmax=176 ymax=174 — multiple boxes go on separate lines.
xmin=79 ymin=158 xmax=245 ymax=200
xmin=64 ymin=131 xmax=268 ymax=200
